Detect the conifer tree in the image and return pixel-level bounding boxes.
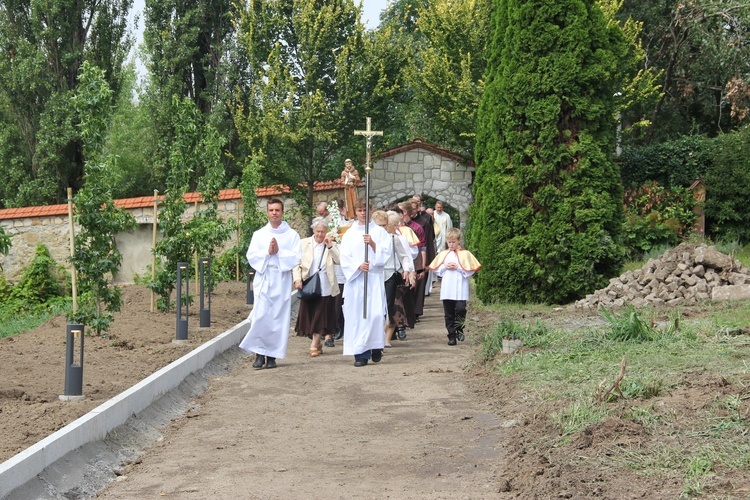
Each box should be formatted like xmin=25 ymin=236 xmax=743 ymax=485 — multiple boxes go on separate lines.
xmin=469 ymin=0 xmax=629 ymax=304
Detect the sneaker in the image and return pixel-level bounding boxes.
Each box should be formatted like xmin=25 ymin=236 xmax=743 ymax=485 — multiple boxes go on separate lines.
xmin=354 ymin=359 xmax=368 ymax=367
xmin=447 ymin=338 xmax=457 ymax=346
xmin=397 ymin=328 xmax=407 ymax=340
xmin=324 ymin=338 xmax=335 ymax=348
xmin=385 ymin=343 xmax=392 ymax=348
xmin=252 ymin=355 xmax=265 ymax=369
xmin=265 ymin=357 xmax=277 ymax=369
xmin=371 ymin=349 xmax=383 ymax=363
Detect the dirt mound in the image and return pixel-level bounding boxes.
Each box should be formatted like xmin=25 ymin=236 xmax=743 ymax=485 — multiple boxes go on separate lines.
xmin=573 ymin=243 xmax=750 ymax=310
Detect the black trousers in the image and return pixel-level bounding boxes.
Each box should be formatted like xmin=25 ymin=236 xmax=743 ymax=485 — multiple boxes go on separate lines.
xmin=442 ymin=299 xmax=466 ymax=339
xmin=384 ymin=272 xmax=403 ymax=323
xmin=335 ymin=283 xmax=345 ymax=332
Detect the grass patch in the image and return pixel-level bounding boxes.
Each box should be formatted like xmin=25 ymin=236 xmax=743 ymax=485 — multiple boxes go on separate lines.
xmin=475 ymin=298 xmax=750 ymax=491
xmin=0 ymin=299 xmax=72 ymax=339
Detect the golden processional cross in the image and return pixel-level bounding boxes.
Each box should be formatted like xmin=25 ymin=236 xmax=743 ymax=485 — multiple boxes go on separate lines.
xmin=354 ymin=117 xmax=383 ymax=318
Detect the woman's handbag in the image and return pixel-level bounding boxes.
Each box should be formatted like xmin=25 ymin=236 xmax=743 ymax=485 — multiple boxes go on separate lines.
xmin=297 ymin=248 xmax=326 ymax=301
xmin=298 ymin=273 xmax=322 ymax=301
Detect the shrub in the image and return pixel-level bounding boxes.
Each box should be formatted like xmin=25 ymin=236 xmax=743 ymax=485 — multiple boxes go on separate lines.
xmin=703 ymin=128 xmax=750 ymax=243
xmin=619 ymin=135 xmax=711 ymax=189
xmin=622 ymin=181 xmax=696 ymax=259
xmin=9 ymin=244 xmax=65 ymax=310
xmin=469 ymin=0 xmax=627 ymax=304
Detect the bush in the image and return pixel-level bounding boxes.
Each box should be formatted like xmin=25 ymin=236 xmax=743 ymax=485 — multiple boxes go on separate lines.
xmin=619 ymin=135 xmax=712 ymax=189
xmin=622 ymin=181 xmax=696 ymax=259
xmin=9 ymin=244 xmax=66 ymax=310
xmin=703 ymin=128 xmax=750 ymax=243
xmin=469 ymin=0 xmax=627 ymax=304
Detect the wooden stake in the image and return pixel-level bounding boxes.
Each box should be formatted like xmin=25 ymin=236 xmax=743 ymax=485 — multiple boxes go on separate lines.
xmin=151 ymin=190 xmax=159 ymax=312
xmin=67 ymin=188 xmax=78 ymax=314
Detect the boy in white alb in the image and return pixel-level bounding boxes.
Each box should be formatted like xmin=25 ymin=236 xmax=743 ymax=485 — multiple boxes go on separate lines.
xmin=427 ymin=228 xmax=481 ymax=345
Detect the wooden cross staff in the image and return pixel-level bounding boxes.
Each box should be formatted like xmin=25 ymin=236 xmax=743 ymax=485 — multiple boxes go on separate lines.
xmin=354 ymin=117 xmax=383 ymax=318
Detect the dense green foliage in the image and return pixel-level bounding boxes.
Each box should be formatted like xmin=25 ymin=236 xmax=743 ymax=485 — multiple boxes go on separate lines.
xmin=619 ymin=135 xmax=712 ymax=188
xmin=69 ymin=62 xmax=137 ymax=335
xmin=470 ymin=0 xmax=629 ymax=304
xmin=141 ymin=0 xmax=248 ymax=191
xmin=234 ymin=0 xmax=366 ymax=211
xmin=8 ymin=244 xmax=66 ymax=309
xmin=703 ymin=127 xmax=750 ymax=243
xmin=0 ymin=0 xmax=133 ymax=208
xmin=618 ymin=0 xmax=750 ymax=143
xmin=622 ymin=181 xmax=696 ymax=258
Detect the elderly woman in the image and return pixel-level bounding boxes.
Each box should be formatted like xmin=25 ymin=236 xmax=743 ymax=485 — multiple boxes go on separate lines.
xmin=293 ymin=217 xmax=341 ymax=357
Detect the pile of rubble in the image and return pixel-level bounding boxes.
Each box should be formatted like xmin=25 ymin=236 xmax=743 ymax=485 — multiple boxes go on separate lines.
xmin=572 ymin=243 xmax=750 ymax=310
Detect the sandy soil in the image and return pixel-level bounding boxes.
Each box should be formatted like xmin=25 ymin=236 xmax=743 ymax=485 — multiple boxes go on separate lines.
xmin=2 ymin=283 xmax=749 ymax=498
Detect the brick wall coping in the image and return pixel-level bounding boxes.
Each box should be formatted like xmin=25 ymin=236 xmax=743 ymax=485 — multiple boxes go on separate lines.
xmin=0 ymin=179 xmax=353 ymax=221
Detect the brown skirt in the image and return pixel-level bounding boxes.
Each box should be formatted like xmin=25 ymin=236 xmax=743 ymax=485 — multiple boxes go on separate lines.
xmin=295 ymin=294 xmax=338 ymax=338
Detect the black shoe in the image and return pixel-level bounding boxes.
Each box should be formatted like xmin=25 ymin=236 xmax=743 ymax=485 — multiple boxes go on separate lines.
xmin=457 ymin=331 xmax=465 ymax=342
xmin=397 ymin=328 xmax=407 ymax=340
xmin=447 ymin=338 xmax=457 ymax=346
xmin=324 ymin=338 xmax=335 ymax=348
xmin=265 ymin=357 xmax=277 ymax=369
xmin=371 ymin=349 xmax=383 ymax=363
xmin=354 ymin=359 xmax=368 ymax=367
xmin=333 ymin=331 xmax=343 ymax=341
xmin=252 ymin=355 xmax=265 ymax=369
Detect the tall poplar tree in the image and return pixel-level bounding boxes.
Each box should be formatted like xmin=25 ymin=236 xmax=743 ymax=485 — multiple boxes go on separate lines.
xmin=469 ymin=0 xmax=629 ymax=304
xmin=0 ymin=0 xmax=133 ymax=208
xmin=142 ymin=0 xmax=247 ymax=189
xmin=234 ymin=0 xmax=365 ymax=211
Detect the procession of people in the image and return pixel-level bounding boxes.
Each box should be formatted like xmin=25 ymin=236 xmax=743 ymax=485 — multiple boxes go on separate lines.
xmin=239 ymin=160 xmax=479 ymax=369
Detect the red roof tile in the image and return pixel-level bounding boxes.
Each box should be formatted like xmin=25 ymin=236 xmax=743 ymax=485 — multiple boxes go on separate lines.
xmin=0 ymin=181 xmax=349 ymax=221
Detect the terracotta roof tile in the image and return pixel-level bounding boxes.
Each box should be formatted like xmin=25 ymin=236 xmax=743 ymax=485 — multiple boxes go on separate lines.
xmin=0 ymin=182 xmax=347 ymax=221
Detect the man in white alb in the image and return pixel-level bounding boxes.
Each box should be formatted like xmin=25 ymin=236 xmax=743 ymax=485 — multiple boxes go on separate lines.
xmin=239 ymin=198 xmax=302 ymax=369
xmin=433 ymin=201 xmax=453 ymax=251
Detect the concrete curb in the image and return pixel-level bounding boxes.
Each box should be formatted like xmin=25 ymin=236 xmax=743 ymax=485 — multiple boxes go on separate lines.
xmin=0 ymin=319 xmax=251 ymax=498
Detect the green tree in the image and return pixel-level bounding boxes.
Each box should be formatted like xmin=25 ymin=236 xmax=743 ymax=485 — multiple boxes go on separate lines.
xmin=142 ymin=0 xmax=247 ymax=192
xmin=403 ymin=0 xmax=491 ymax=156
xmin=70 ymin=62 xmax=137 ymax=335
xmin=0 ymin=0 xmax=133 ymax=208
xmin=469 ymin=0 xmax=629 ymax=304
xmin=151 ymin=96 xmax=231 ymax=310
xmin=620 ymin=0 xmax=750 ymax=142
xmin=234 ymin=0 xmax=365 ymax=211
xmin=104 ymin=63 xmax=156 ymax=199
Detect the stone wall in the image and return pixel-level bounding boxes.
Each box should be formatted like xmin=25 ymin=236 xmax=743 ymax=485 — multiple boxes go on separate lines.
xmin=1 ymin=190 xmax=347 ymax=284
xmin=1 ymin=139 xmax=473 ymax=284
xmin=369 ymin=139 xmax=474 ymax=228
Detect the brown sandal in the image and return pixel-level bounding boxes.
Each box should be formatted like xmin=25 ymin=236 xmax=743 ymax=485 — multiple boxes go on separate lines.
xmin=310 ymin=347 xmax=321 ymax=357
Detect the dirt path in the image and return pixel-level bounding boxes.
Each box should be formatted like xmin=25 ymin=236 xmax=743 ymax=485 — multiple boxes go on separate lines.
xmin=98 ymin=293 xmax=511 ymax=499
